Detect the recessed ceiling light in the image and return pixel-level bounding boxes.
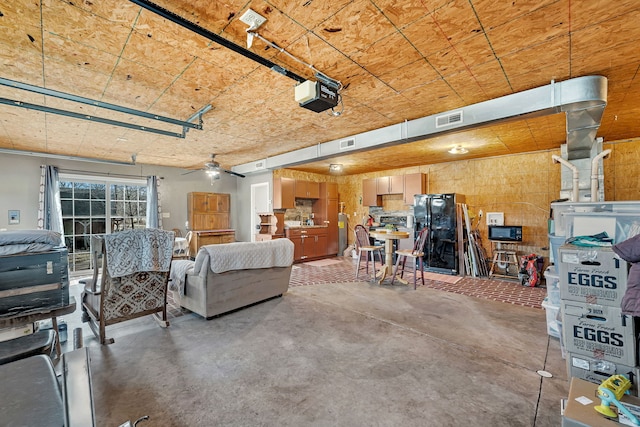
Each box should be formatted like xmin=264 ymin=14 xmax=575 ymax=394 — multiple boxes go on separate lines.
xmin=448 ymin=145 xmax=468 ymax=154
xmin=329 ymin=164 xmax=343 ymax=173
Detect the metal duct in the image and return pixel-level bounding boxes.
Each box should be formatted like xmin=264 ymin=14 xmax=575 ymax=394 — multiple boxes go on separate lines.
xmin=232 ymin=75 xmax=607 ymax=175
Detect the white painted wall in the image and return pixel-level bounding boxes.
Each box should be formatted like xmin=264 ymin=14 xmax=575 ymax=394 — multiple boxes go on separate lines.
xmin=0 ymin=152 xmax=242 ymax=237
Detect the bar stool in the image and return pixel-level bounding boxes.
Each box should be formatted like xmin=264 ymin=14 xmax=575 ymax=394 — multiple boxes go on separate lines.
xmin=354 ymin=225 xmax=384 ymax=281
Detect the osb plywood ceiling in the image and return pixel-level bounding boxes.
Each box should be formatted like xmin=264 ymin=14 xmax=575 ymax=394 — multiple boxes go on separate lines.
xmin=0 ymin=0 xmax=639 ymax=175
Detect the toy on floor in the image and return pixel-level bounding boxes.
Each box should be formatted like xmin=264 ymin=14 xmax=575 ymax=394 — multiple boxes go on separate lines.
xmin=518 ymin=253 xmax=542 ymax=287
xmin=594 ymin=374 xmax=640 ymax=425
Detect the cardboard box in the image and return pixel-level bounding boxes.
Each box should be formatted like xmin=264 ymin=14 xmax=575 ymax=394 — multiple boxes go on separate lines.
xmin=567 ymin=352 xmax=640 ymax=396
xmin=562 ymin=301 xmax=637 ymax=367
xmin=0 ymin=249 xmax=69 ymax=315
xmin=563 ymin=377 xmax=640 ymax=427
xmin=558 ymin=245 xmax=629 ymax=307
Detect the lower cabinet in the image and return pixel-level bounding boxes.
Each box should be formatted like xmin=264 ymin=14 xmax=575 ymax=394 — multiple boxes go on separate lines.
xmin=189 ymin=230 xmax=235 ymax=255
xmin=286 ymin=227 xmax=329 ymax=262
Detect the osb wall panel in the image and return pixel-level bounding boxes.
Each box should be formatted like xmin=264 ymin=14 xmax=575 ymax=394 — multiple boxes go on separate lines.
xmin=279 ymin=140 xmax=640 ymax=264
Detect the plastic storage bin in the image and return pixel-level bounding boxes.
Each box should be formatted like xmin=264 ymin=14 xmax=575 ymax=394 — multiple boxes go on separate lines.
xmin=543 ymin=265 xmax=561 ymax=305
xmin=548 ymin=234 xmax=566 ymax=265
xmin=542 ymin=296 xmax=560 ymax=339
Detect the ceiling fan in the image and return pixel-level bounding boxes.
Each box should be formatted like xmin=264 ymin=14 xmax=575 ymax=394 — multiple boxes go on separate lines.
xmin=182 ymin=154 xmax=246 ymax=179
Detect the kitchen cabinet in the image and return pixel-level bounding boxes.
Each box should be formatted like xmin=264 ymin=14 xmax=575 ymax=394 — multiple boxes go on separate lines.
xmin=377 ymin=175 xmax=404 ymax=195
xmin=286 ymin=227 xmax=328 ymax=262
xmin=273 ymin=177 xmax=295 ymax=209
xmin=295 ymin=180 xmax=320 ymax=199
xmin=403 ymin=173 xmax=425 ymax=205
xmin=313 ymin=182 xmax=339 ymax=256
xmin=362 ymin=178 xmax=379 ymax=206
xmin=187 ymin=192 xmax=230 ymax=231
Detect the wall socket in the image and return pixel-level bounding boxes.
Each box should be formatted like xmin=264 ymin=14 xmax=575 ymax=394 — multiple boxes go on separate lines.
xmin=239 ymin=9 xmax=267 ymax=30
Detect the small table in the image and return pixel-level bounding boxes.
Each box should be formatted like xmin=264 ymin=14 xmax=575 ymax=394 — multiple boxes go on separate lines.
xmin=0 ymin=296 xmax=76 ymax=358
xmin=369 ymin=231 xmax=410 ymax=283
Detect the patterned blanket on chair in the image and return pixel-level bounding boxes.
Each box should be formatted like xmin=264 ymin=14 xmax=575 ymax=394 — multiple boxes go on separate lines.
xmin=104 ymin=228 xmax=174 ymax=278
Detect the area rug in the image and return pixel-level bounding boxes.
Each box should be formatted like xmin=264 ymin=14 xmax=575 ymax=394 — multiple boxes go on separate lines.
xmin=423 ymin=272 xmax=462 ymax=284
xmin=303 ymin=259 xmax=344 ymax=267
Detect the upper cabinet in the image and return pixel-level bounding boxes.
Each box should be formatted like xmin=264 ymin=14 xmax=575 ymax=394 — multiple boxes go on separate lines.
xmin=294 ymin=180 xmax=320 ymax=199
xmin=377 ymin=175 xmax=404 ymax=195
xmin=187 ymin=192 xmax=230 ymax=230
xmin=273 ymin=177 xmax=295 ymax=209
xmin=362 ymin=174 xmax=425 ymax=206
xmin=362 ymin=178 xmax=379 ymax=206
xmin=403 ymin=173 xmax=426 ymax=205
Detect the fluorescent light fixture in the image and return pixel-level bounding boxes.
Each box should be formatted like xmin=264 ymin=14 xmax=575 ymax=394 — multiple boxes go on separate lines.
xmin=329 ymin=164 xmax=343 ymax=173
xmin=448 ymin=145 xmax=468 ymax=154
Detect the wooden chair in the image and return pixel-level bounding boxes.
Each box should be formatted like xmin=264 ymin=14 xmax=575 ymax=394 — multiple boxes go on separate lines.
xmin=354 ymin=224 xmax=384 ymax=281
xmin=392 ymin=228 xmax=429 ymax=289
xmin=80 ymin=229 xmax=174 ymax=344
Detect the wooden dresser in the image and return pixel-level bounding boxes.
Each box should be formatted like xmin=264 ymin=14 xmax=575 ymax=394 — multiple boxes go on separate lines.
xmin=189 ymin=229 xmax=235 ymax=255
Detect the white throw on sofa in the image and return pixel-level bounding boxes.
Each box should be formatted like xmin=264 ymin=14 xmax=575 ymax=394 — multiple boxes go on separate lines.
xmin=170 ymin=239 xmax=294 ymax=319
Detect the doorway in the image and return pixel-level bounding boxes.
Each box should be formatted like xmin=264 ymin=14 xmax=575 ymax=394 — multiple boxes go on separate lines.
xmin=250 ymin=182 xmax=270 ymax=242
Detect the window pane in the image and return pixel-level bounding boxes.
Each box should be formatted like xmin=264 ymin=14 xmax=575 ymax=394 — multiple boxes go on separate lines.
xmin=125 ymin=202 xmax=138 ymax=217
xmin=74 ymin=182 xmax=90 ymax=199
xmin=111 ymin=201 xmax=124 ymax=216
xmin=90 ymin=183 xmax=105 ymax=199
xmin=64 ymin=236 xmax=74 ymax=252
xmin=61 ymin=200 xmax=73 ymax=216
xmin=74 ymin=200 xmax=90 ymax=216
xmin=92 ymin=219 xmax=106 ymax=234
xmin=60 ymin=181 xmax=73 ymax=198
xmin=140 ymin=186 xmax=147 ymax=200
xmin=63 ymin=218 xmax=74 ymax=235
xmin=112 ymin=184 xmax=124 ymax=200
xmin=91 ymin=200 xmax=106 ymax=215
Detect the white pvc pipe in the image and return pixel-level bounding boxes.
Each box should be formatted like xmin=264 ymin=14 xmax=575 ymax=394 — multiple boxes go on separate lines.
xmin=591 ymin=149 xmax=611 ymax=202
xmin=552 ymin=155 xmax=580 ymax=202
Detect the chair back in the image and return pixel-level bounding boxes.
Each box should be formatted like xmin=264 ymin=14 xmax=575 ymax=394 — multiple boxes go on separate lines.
xmin=413 ymin=228 xmax=430 ymax=255
xmin=354 ymin=224 xmax=371 ymax=249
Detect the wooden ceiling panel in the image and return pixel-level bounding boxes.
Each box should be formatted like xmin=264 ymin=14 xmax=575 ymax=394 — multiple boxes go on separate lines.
xmin=350 ymin=32 xmax=423 ymax=77
xmin=267 ymin=0 xmax=353 ymax=31
xmin=315 ymin=0 xmax=397 ymax=57
xmin=485 ymin=0 xmax=569 ymax=57
xmin=429 ymin=1 xmax=483 ymax=46
xmin=472 ymin=0 xmax=556 ymax=31
xmin=2 ymin=0 xmax=639 ymax=174
xmin=400 ymin=14 xmax=453 ymax=58
xmin=378 ymin=59 xmax=440 ymax=93
xmin=371 ymin=0 xmax=439 ymax=28
xmin=570 ymin=1 xmax=640 ymax=31
xmin=500 ymin=36 xmax=569 ymax=84
xmin=43 ymin=1 xmax=134 ymax=57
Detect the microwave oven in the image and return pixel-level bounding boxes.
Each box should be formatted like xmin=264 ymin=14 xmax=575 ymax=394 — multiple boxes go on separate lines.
xmin=488 ymin=225 xmax=523 ymax=242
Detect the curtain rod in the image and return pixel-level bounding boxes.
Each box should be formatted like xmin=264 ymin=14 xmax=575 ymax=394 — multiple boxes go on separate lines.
xmin=56 ymin=168 xmax=153 ymax=180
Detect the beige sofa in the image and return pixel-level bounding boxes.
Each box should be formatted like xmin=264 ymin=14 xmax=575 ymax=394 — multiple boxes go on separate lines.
xmin=170 ymin=239 xmax=294 ymax=319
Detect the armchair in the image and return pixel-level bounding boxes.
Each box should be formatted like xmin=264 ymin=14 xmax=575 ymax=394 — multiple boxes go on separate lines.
xmin=81 ymin=228 xmax=174 ymax=344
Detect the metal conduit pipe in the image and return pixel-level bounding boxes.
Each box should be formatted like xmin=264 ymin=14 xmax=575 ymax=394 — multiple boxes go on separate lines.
xmin=591 ymin=149 xmax=611 ymax=202
xmin=552 ymin=155 xmax=580 ymax=202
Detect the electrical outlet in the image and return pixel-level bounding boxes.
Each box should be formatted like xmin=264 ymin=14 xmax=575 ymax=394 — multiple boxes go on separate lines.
xmin=239 ymin=9 xmax=266 ymax=30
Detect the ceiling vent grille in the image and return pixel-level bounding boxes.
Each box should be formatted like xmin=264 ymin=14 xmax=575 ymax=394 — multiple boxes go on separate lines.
xmin=435 ymin=111 xmax=463 ymax=128
xmin=254 ymin=160 xmax=265 ymax=169
xmin=339 ymin=138 xmax=355 ymax=150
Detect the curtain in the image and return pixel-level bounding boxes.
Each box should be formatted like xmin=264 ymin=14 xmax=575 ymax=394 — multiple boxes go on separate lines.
xmin=146 ymin=175 xmax=162 ymax=229
xmin=38 ymin=165 xmax=65 ymax=245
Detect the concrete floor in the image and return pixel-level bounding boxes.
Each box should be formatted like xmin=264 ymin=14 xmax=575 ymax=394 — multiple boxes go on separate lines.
xmin=65 ymin=278 xmax=568 ymax=426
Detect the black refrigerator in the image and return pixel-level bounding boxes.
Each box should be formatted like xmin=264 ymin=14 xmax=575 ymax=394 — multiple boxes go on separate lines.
xmin=413 ymin=193 xmax=465 ymax=275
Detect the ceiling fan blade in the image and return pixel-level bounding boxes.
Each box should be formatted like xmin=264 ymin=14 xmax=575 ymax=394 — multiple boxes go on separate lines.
xmin=222 ymin=168 xmax=246 ymax=178
xmin=181 ymin=169 xmax=203 ymax=176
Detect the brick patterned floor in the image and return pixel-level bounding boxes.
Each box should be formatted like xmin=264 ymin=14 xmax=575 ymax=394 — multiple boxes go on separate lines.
xmin=291 ymin=257 xmax=547 ymax=309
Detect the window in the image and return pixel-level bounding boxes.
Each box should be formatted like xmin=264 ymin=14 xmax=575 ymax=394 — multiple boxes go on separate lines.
xmin=59 ymin=174 xmax=146 ymax=273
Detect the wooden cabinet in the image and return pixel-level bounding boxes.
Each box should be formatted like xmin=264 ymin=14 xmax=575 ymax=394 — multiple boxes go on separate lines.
xmin=286 ymin=227 xmax=329 ymax=262
xmin=189 ymin=230 xmax=235 ymax=255
xmin=273 ymin=177 xmax=295 ymax=209
xmin=256 ymin=212 xmax=285 ymax=241
xmin=377 ymin=175 xmax=404 ymax=195
xmin=295 ymin=180 xmax=320 ymax=199
xmin=362 ymin=178 xmax=379 ymax=206
xmin=188 ymin=192 xmax=230 ymax=230
xmin=313 ymin=182 xmax=339 ymax=256
xmin=403 ymin=173 xmax=425 ymax=205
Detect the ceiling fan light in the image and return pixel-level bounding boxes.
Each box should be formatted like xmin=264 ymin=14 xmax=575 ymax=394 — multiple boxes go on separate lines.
xmin=448 ymin=145 xmax=468 ymax=154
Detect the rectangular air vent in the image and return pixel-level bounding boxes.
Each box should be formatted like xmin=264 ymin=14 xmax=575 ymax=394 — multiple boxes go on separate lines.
xmin=254 ymin=160 xmax=265 ymax=169
xmin=339 ymin=138 xmax=355 ymax=150
xmin=435 ymin=111 xmax=463 ymax=128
